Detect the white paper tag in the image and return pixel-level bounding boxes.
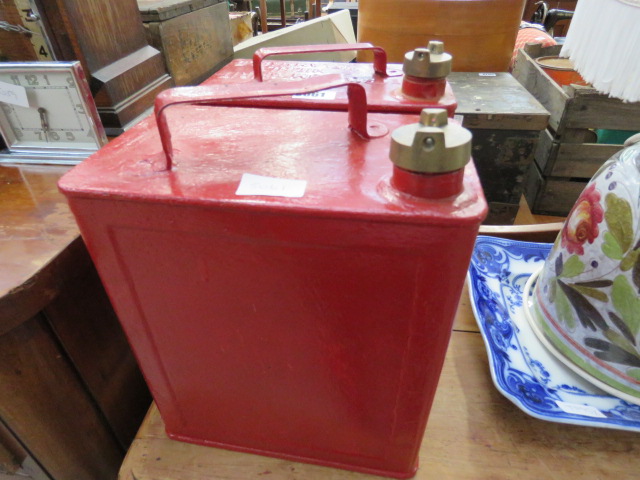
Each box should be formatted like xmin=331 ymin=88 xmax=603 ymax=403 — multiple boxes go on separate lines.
xmin=292 ymin=90 xmax=338 ymax=100
xmin=0 ymin=81 xmax=29 ymax=108
xmin=236 ymin=173 xmax=307 ymax=198
xmin=555 ymin=401 xmax=607 ymax=418
xmin=479 ymin=73 xmax=497 ymax=77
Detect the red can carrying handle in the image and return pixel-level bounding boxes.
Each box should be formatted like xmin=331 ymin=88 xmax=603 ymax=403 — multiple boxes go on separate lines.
xmin=154 ymin=74 xmax=387 ymax=171
xmin=252 ymin=43 xmax=389 ymax=81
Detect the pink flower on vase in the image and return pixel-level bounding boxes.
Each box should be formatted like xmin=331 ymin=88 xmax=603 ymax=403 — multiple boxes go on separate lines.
xmin=561 ymin=184 xmax=604 ymax=255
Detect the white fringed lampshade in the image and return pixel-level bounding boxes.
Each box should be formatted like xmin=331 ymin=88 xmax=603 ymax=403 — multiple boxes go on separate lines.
xmin=561 ymin=0 xmax=640 ymax=102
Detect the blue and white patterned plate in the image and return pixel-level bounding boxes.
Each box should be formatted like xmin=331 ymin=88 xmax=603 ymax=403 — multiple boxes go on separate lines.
xmin=468 ymin=236 xmax=640 ymax=431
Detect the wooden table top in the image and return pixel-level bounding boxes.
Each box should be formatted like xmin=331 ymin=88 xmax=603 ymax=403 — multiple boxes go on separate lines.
xmin=119 ymin=284 xmax=640 ymax=480
xmin=0 ymin=164 xmax=79 ymax=330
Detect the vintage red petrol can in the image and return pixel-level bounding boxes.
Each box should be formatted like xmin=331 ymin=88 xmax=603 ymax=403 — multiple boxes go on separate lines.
xmin=200 ymin=42 xmax=458 ymax=116
xmin=59 ymin=76 xmax=486 ymax=478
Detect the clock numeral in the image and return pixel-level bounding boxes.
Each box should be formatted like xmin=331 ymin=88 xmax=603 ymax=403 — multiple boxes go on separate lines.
xmin=75 ymin=103 xmax=85 ymax=115
xmin=50 ymin=131 xmax=60 ymax=141
xmin=35 ymin=131 xmax=43 ymax=141
xmin=42 ymin=74 xmax=50 ymax=86
xmin=39 ymin=46 xmax=49 ymax=58
xmin=65 ymin=132 xmax=76 ymax=141
xmin=25 ymin=74 xmax=39 ymax=86
xmin=10 ymin=75 xmax=20 ymax=86
xmin=66 ymin=76 xmax=75 ymax=88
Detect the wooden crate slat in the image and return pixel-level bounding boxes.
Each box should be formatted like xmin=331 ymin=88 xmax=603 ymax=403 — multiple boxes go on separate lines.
xmin=524 ymin=162 xmax=588 ymax=216
xmin=533 ymin=128 xmax=557 ymax=175
xmin=564 ymin=88 xmax=640 ymax=131
xmin=512 ymin=49 xmax=569 ymax=133
xmin=535 ymin=178 xmax=587 ymax=216
xmin=551 ymin=143 xmax=623 ymax=178
xmin=524 ymin=161 xmax=544 ymax=213
xmin=513 ymin=46 xmax=640 ymax=134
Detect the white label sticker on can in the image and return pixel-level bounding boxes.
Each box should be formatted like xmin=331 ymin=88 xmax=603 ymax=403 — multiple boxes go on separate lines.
xmin=479 ymin=73 xmax=497 ymax=77
xmin=236 ymin=173 xmax=307 ymax=198
xmin=555 ymin=401 xmax=607 ymax=418
xmin=292 ymin=90 xmax=338 ymax=100
xmin=0 ymin=81 xmax=29 ymax=108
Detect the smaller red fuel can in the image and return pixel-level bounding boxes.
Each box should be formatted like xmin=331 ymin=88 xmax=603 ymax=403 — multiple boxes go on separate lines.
xmin=201 ymin=41 xmax=458 ymax=116
xmin=59 ymin=76 xmax=486 ymax=478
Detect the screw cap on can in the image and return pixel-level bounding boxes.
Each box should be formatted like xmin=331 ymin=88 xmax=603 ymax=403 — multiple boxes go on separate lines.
xmin=389 ymin=109 xmax=472 ymax=174
xmin=402 ymin=41 xmax=452 ymax=79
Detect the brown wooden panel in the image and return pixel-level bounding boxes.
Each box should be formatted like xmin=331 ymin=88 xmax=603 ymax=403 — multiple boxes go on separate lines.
xmin=144 ymin=2 xmax=233 ymax=85
xmin=512 ymin=48 xmax=568 ymax=134
xmin=0 ymin=421 xmax=24 ymax=474
xmin=0 ymin=165 xmax=79 ymax=336
xmin=43 ymin=242 xmax=151 ymax=449
xmin=0 ymin=1 xmax=38 ymax=61
xmin=524 ymin=161 xmax=543 ymax=213
xmin=0 ymin=313 xmax=123 ymax=480
xmin=534 ymin=177 xmax=587 ymax=216
xmin=551 ymin=143 xmax=623 ymax=179
xmin=32 ymin=0 xmax=173 ymax=132
xmin=533 ymin=128 xmax=556 ymax=175
xmin=563 ymin=89 xmax=640 ymax=132
xmin=514 ymin=47 xmax=640 ymax=135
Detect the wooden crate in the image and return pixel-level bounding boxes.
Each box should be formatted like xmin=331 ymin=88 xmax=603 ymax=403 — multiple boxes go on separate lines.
xmin=448 ymin=72 xmax=549 ymax=224
xmin=139 ymin=0 xmax=233 ymax=85
xmin=513 ymin=44 xmax=640 ymax=215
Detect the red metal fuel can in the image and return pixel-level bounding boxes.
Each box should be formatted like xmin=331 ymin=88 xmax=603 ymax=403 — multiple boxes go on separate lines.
xmin=201 ymin=42 xmax=458 ymax=116
xmin=59 ymin=76 xmax=486 ymax=478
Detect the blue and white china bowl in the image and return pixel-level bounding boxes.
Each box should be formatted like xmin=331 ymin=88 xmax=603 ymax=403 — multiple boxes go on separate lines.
xmin=526 ymin=143 xmax=640 ymax=405
xmin=469 ymin=236 xmax=640 ymax=431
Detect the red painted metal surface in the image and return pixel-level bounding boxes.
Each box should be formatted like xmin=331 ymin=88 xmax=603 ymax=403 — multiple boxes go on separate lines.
xmin=202 ymin=44 xmax=457 ymax=116
xmin=253 ymin=44 xmax=389 ymax=80
xmin=59 ymin=78 xmax=486 ymax=478
xmin=391 ymin=166 xmax=466 ymax=199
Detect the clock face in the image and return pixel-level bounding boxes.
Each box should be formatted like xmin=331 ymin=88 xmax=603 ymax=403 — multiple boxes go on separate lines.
xmin=0 ymin=62 xmax=106 ymax=164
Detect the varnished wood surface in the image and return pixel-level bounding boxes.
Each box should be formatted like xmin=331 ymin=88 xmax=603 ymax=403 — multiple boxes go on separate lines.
xmin=0 ymin=165 xmax=77 ymax=306
xmin=0 ymin=164 xmax=151 ymax=479
xmin=120 ymin=329 xmax=640 ymax=480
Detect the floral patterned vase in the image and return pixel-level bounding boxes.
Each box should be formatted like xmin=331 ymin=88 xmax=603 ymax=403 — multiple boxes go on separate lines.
xmin=529 ymin=142 xmax=640 ymax=404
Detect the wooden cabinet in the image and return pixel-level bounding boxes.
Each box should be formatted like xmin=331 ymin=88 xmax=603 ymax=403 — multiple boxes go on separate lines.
xmin=0 ymin=165 xmax=152 ymax=480
xmin=0 ymin=0 xmax=174 ymax=134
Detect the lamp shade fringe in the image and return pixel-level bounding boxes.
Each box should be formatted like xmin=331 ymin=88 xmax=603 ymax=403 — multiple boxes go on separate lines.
xmin=561 ymin=0 xmax=640 ymax=102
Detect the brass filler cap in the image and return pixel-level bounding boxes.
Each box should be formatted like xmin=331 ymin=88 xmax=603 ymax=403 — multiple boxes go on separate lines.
xmin=403 ymin=41 xmax=452 ymax=79
xmin=389 ymin=109 xmax=472 ymax=174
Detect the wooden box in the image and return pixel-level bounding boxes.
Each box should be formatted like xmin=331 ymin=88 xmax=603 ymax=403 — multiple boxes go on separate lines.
xmin=513 ymin=44 xmax=640 ymax=216
xmin=139 ymin=0 xmax=234 ymax=85
xmin=448 ymin=72 xmax=549 ymax=225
